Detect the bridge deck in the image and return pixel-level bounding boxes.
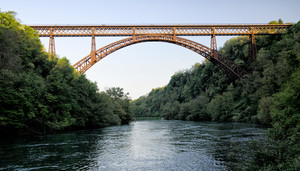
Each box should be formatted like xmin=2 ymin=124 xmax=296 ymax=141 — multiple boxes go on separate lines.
xmin=30 ymin=24 xmax=292 ymax=37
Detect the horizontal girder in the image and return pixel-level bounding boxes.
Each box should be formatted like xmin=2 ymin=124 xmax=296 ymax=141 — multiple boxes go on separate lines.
xmin=73 ymin=35 xmax=247 ymax=79
xmin=30 ymin=24 xmax=291 ymax=37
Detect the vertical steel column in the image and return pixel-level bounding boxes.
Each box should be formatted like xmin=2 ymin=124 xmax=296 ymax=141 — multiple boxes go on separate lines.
xmin=173 ymin=27 xmax=176 ymax=41
xmin=48 ymin=28 xmax=55 ymax=59
xmin=248 ymin=27 xmax=257 ymax=62
xmin=133 ymin=27 xmax=136 ymax=41
xmin=210 ymin=27 xmax=218 ymax=59
xmin=91 ymin=27 xmax=96 ymax=64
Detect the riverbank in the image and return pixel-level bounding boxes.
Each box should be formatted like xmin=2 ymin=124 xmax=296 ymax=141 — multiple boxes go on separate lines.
xmin=135 ymin=117 xmax=162 ymax=120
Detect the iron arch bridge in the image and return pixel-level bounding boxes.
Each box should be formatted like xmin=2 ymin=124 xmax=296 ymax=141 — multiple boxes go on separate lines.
xmin=73 ymin=35 xmax=246 ymax=79
xmin=30 ymin=24 xmax=292 ymax=79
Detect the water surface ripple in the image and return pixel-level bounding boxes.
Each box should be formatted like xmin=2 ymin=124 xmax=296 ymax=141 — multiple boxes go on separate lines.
xmin=0 ymin=120 xmax=265 ymax=170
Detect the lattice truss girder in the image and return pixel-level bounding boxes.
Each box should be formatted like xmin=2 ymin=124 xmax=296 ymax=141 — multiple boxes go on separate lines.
xmin=30 ymin=24 xmax=291 ymax=78
xmin=30 ymin=24 xmax=291 ymax=37
xmin=73 ymin=35 xmax=246 ymax=79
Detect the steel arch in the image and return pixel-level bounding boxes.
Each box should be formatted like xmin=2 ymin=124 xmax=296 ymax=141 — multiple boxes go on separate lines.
xmin=73 ymin=35 xmax=247 ymax=79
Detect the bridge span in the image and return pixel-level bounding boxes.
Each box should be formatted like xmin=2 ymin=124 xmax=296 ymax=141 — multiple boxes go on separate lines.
xmin=30 ymin=24 xmax=292 ymax=79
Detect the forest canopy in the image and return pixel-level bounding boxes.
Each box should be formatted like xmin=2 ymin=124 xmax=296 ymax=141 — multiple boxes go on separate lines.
xmin=0 ymin=10 xmax=134 ymax=136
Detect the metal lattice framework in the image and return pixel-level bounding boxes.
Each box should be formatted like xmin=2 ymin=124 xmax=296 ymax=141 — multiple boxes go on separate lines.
xmin=73 ymin=35 xmax=247 ymax=79
xmin=30 ymin=24 xmax=290 ymax=37
xmin=30 ymin=24 xmax=292 ymax=78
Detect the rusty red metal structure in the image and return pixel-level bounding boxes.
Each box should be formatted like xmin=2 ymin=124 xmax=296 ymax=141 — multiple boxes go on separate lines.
xmin=30 ymin=24 xmax=291 ymax=79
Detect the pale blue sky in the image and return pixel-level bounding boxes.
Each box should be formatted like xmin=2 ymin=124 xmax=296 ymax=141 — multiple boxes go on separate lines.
xmin=1 ymin=0 xmax=299 ymax=99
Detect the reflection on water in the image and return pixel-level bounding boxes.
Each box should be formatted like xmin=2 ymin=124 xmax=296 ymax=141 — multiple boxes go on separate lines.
xmin=0 ymin=120 xmax=265 ymax=170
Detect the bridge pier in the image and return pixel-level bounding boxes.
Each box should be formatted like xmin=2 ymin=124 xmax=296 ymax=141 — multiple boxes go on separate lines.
xmin=173 ymin=27 xmax=176 ymax=41
xmin=48 ymin=28 xmax=55 ymax=59
xmin=210 ymin=27 xmax=218 ymax=59
xmin=91 ymin=28 xmax=96 ymax=64
xmin=248 ymin=28 xmax=257 ymax=62
xmin=133 ymin=27 xmax=136 ymax=41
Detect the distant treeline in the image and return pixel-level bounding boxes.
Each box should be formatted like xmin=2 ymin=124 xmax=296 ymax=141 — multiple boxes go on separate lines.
xmin=133 ymin=20 xmax=300 ymax=170
xmin=0 ymin=11 xmax=134 ymax=136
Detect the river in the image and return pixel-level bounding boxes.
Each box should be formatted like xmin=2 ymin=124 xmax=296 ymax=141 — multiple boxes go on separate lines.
xmin=0 ymin=120 xmax=265 ymax=170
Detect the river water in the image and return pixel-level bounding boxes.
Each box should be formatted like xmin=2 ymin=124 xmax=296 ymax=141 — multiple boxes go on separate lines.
xmin=0 ymin=120 xmax=265 ymax=170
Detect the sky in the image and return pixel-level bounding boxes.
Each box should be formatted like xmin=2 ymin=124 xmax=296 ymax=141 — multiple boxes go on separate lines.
xmin=1 ymin=0 xmax=299 ymax=99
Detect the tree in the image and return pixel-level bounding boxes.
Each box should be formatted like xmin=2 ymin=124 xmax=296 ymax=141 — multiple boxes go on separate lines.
xmin=270 ymin=68 xmax=300 ymax=146
xmin=257 ymin=96 xmax=273 ymax=125
xmin=105 ymin=87 xmax=134 ymax=124
xmin=44 ymin=58 xmax=76 ymax=130
xmin=106 ymin=87 xmax=129 ymax=100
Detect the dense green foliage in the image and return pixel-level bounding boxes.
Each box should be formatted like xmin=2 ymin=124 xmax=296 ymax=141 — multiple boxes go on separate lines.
xmin=0 ymin=11 xmax=133 ymax=136
xmin=133 ymin=20 xmax=300 ymax=170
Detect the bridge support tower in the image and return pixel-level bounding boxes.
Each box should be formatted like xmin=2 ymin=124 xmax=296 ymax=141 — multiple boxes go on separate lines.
xmin=173 ymin=27 xmax=177 ymax=41
xmin=211 ymin=27 xmax=218 ymax=60
xmin=91 ymin=27 xmax=96 ymax=64
xmin=48 ymin=28 xmax=55 ymax=59
xmin=248 ymin=27 xmax=257 ymax=62
xmin=133 ymin=27 xmax=136 ymax=41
